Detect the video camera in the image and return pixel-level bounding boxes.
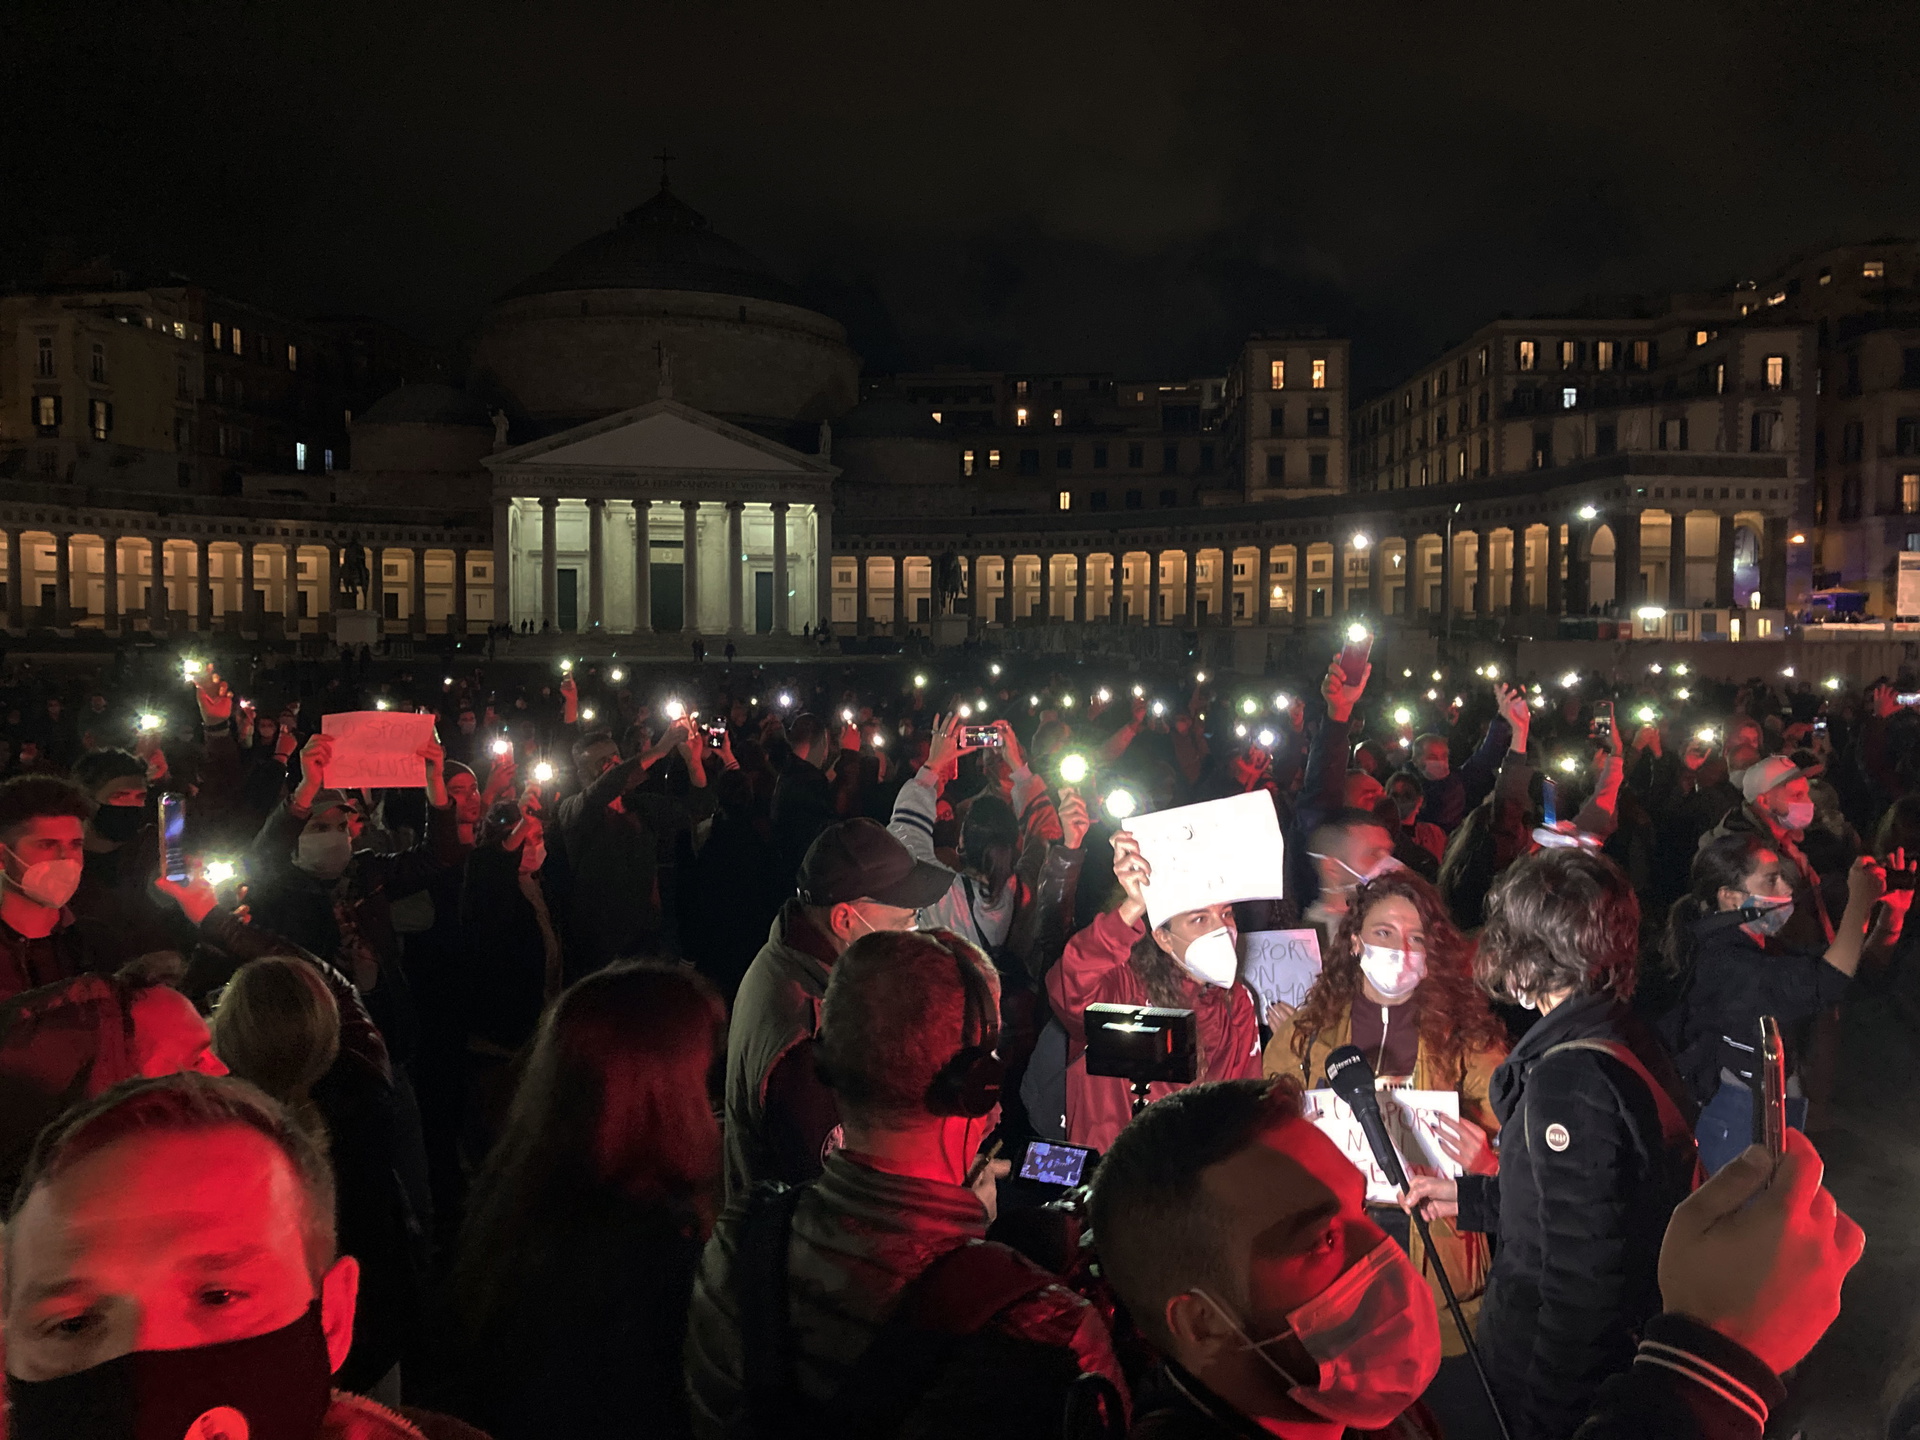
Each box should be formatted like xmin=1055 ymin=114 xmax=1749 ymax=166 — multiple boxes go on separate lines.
xmin=1084 ymin=1003 xmax=1198 ymax=1117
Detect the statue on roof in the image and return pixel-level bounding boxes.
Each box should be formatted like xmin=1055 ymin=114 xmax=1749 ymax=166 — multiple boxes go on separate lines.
xmin=491 ymin=409 xmax=510 ymax=451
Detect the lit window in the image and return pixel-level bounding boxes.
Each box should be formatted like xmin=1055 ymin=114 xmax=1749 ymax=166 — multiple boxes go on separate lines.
xmin=1766 ymin=291 xmax=1786 ymax=307
xmin=1693 ymin=330 xmax=1710 ymax=347
xmin=1631 ymin=340 xmax=1651 ymax=368
xmin=1864 ymin=259 xmax=1886 ymax=279
xmin=1477 ymin=345 xmax=1489 ymax=375
xmin=1271 ymin=360 xmax=1286 ymax=389
xmin=1016 ymin=379 xmax=1028 ymax=395
xmin=1595 ymin=339 xmax=1615 ymax=370
xmin=286 ymin=343 xmax=298 ymax=371
xmin=1819 ymin=268 xmax=1832 ymax=285
xmin=1517 ymin=340 xmax=1537 ymax=371
xmin=211 ymin=322 xmax=223 ymax=348
xmin=1052 ymin=408 xmax=1064 ymax=426
xmin=172 ymin=320 xmax=186 ymax=339
xmin=1904 ymin=473 xmax=1920 ymax=515
xmin=962 ymin=449 xmax=976 ymax=477
xmin=1311 ymin=359 xmax=1326 ymax=389
xmin=324 ymin=449 xmax=334 ymax=471
xmin=33 ymin=395 xmax=59 ymax=431
xmin=1559 ymin=340 xmax=1576 ymax=368
xmin=988 ymin=449 xmax=1001 ymax=470
xmin=1715 ymin=362 xmax=1727 ymax=394
xmin=230 ymin=326 xmax=243 ymax=356
xmin=89 ymin=398 xmax=111 ymax=440
xmin=1562 ymin=386 xmax=1578 ymax=409
xmin=1058 ymin=491 xmax=1072 ymax=511
xmin=1016 ymin=408 xmax=1029 ymax=427
xmin=296 ymin=442 xmax=308 ymax=470
xmin=1764 ymin=354 xmax=1789 ymax=390
xmin=931 ymin=411 xmax=942 ymax=424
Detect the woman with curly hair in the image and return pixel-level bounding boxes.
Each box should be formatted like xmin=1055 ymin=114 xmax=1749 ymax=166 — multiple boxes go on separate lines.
xmin=1263 ymin=868 xmax=1507 ymax=1369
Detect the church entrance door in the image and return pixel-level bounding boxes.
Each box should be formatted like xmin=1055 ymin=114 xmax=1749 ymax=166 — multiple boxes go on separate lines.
xmin=754 ymin=572 xmax=773 ymax=633
xmin=557 ymin=569 xmax=578 ymax=631
xmin=652 ymin=564 xmax=683 ymax=632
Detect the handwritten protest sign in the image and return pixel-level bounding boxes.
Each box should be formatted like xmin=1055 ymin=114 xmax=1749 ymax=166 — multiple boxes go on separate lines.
xmin=320 ymin=711 xmax=437 ymax=789
xmin=1238 ymin=929 xmax=1323 ymax=1014
xmin=1301 ymin=1086 xmax=1463 ymax=1205
xmin=1127 ymin=791 xmax=1285 ymax=928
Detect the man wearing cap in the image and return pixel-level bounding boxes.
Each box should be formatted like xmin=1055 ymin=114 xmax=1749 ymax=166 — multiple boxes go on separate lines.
xmin=723 ymin=817 xmax=952 ymax=1197
xmin=1700 ymin=754 xmax=1841 ymax=951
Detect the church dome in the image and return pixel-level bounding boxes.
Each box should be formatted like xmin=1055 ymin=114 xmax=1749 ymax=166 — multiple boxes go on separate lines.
xmin=357 ymin=382 xmax=492 ymax=428
xmin=471 ymin=177 xmax=860 ymax=433
xmin=500 ymin=181 xmax=801 ymax=307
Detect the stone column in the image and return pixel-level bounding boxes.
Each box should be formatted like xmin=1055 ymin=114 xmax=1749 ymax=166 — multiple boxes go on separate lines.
xmin=367 ymin=543 xmax=385 ymax=629
xmin=855 ymin=553 xmax=870 ymax=633
xmin=452 ymin=547 xmax=468 ymax=634
xmin=1440 ymin=530 xmax=1455 ymax=629
xmin=1568 ymin=523 xmax=1592 ymax=616
xmin=1614 ymin=510 xmax=1642 ymax=612
xmin=1473 ymin=528 xmax=1492 ymax=616
xmin=1038 ymin=553 xmax=1053 ymax=623
xmin=892 ymin=551 xmax=907 ymax=635
xmin=1546 ymin=523 xmax=1564 ymax=616
xmin=1502 ymin=530 xmax=1522 ymax=612
xmin=195 ymin=539 xmax=213 ymax=630
xmin=1074 ymin=553 xmax=1088 ymax=621
xmin=1182 ymin=548 xmax=1200 ymax=625
xmin=409 ymin=545 xmax=427 ymax=637
xmin=1257 ymin=546 xmax=1274 ymax=624
xmin=148 ymin=538 xmax=166 ymax=630
xmin=241 ymin=538 xmax=259 ymax=633
xmin=814 ymin=498 xmax=833 ymax=633
xmin=586 ymin=498 xmax=606 ymax=632
xmin=632 ymin=501 xmax=652 ymax=634
xmin=53 ymin=532 xmax=71 ymax=628
xmin=771 ymin=501 xmax=790 ymax=633
xmin=5 ymin=530 xmax=21 ymax=630
xmin=492 ymin=497 xmax=513 ymax=631
xmin=103 ymin=535 xmax=119 ymax=633
xmin=1371 ymin=538 xmax=1393 ymax=618
xmin=538 ymin=500 xmax=558 ymax=629
xmin=1148 ymin=550 xmax=1163 ymax=626
xmin=725 ymin=501 xmax=746 ymax=636
xmin=1000 ymin=553 xmax=1014 ymax=626
xmin=319 ymin=544 xmax=336 ymax=632
xmin=1761 ymin=516 xmax=1788 ymax=610
xmin=680 ymin=499 xmax=701 ymax=634
xmin=1668 ymin=513 xmax=1690 ymax=611
xmin=1714 ymin=514 xmax=1737 ymax=610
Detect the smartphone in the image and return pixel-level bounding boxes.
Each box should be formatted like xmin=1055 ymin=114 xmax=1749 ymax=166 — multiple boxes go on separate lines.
xmin=963 ymin=725 xmax=1003 ymax=749
xmin=1898 ymin=692 xmax=1920 ymax=707
xmin=1590 ymin=715 xmax=1613 ymax=742
xmin=159 ymin=793 xmax=189 ymax=884
xmin=1755 ymin=1016 xmax=1786 ymax=1166
xmin=1015 ymin=1139 xmax=1095 ymax=1189
xmin=1814 ymin=718 xmax=1829 ymax=735
xmin=1541 ymin=776 xmax=1558 ymax=827
xmin=704 ymin=722 xmax=728 ymax=744
xmin=1340 ymin=625 xmax=1373 ymax=685
xmin=1888 ymin=866 xmax=1917 ymax=892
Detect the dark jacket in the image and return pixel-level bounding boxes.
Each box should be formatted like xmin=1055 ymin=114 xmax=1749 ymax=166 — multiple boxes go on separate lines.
xmin=0 ymin=909 xmax=92 ymax=1004
xmin=1419 ymin=714 xmax=1510 ymax=833
xmin=449 ymin=1198 xmax=704 ymax=1440
xmin=684 ymin=1152 xmax=1124 ymax=1440
xmin=1664 ymin=915 xmax=1848 ymax=1105
xmin=1127 ymin=1361 xmax=1440 ymax=1438
xmin=723 ymin=901 xmax=840 ymax=1199
xmin=72 ymin=823 xmax=185 ymax=972
xmin=1456 ymin=992 xmax=1698 ymax=1440
xmin=769 ymin=756 xmax=836 ymax=888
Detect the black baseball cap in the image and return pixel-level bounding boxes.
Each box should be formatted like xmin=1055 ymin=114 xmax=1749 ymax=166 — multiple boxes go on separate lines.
xmin=796 ymin=818 xmax=954 ymax=909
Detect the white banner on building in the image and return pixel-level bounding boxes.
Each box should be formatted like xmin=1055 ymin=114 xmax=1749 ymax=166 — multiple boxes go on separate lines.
xmin=1898 ymin=553 xmax=1920 ymax=619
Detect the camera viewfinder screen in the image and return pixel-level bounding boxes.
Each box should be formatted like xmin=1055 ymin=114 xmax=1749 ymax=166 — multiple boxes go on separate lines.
xmin=1018 ymin=1141 xmax=1088 ymax=1187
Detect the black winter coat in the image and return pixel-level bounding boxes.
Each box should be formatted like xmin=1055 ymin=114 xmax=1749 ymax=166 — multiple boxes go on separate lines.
xmin=1457 ymin=993 xmax=1698 ymax=1440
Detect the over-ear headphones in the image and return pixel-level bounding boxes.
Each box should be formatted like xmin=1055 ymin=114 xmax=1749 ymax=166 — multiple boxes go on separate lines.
xmin=925 ymin=939 xmax=1004 ymax=1118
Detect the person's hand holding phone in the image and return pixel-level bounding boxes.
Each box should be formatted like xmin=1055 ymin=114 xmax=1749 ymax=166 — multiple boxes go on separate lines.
xmin=1322 ymin=657 xmax=1370 ymax=724
xmin=1111 ymin=829 xmax=1151 ymax=926
xmin=193 ymin=671 xmax=233 ymax=726
xmin=1056 ymin=790 xmax=1090 ymax=851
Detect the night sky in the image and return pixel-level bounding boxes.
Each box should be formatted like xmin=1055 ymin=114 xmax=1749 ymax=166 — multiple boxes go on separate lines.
xmin=7 ymin=0 xmax=1918 ymax=392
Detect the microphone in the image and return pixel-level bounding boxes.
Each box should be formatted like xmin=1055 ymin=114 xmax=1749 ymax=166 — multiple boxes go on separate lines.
xmin=1325 ymin=1045 xmax=1408 ymax=1191
xmin=1324 ymin=1044 xmax=1514 ymax=1440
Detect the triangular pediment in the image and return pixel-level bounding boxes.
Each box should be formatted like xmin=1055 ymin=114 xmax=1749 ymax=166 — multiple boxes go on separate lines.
xmin=485 ymin=399 xmax=830 ymax=476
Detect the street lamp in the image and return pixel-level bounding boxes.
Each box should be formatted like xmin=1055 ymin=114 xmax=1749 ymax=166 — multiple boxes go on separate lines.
xmin=1577 ymin=504 xmax=1598 ymax=521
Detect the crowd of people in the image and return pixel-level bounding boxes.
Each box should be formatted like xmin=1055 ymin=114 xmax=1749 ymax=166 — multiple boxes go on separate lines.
xmin=0 ymin=633 xmax=1904 ymax=1439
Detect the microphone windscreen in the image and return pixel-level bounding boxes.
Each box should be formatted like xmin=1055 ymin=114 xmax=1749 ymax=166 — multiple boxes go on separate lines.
xmin=1325 ymin=1044 xmax=1379 ymax=1109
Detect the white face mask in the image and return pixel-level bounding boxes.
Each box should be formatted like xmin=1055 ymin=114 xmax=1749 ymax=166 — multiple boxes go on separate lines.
xmin=1320 ymin=851 xmax=1404 ymax=892
xmin=2 ymin=847 xmax=81 ymax=909
xmin=1742 ymin=894 xmax=1794 ymax=938
xmin=1781 ymin=799 xmax=1815 ymax=832
xmin=1358 ymin=943 xmax=1426 ymax=1001
xmin=1177 ymin=924 xmax=1238 ymax=988
xmin=295 ymin=828 xmax=354 ymax=880
xmin=1192 ymin=1238 xmax=1442 ymax=1430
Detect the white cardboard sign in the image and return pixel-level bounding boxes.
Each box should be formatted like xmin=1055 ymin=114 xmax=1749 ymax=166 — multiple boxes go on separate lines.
xmin=1239 ymin=929 xmax=1323 ymax=1014
xmin=1301 ymin=1086 xmax=1465 ymax=1205
xmin=1127 ymin=791 xmax=1286 ymax=928
xmin=320 ymin=711 xmax=437 ymax=789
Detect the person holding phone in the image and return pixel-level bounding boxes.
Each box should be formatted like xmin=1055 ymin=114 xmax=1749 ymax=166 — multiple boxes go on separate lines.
xmin=1659 ymin=832 xmax=1906 ymax=1173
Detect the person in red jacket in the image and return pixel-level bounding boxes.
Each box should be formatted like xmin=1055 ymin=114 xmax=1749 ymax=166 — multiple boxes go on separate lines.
xmin=1046 ymin=831 xmax=1263 ymax=1153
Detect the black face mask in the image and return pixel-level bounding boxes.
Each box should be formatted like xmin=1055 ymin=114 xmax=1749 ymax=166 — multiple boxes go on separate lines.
xmin=92 ymin=804 xmax=148 ymax=845
xmin=7 ymin=1301 xmax=333 ymax=1440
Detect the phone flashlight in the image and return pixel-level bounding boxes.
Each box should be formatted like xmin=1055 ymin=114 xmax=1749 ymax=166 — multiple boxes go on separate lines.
xmin=491 ymin=739 xmax=512 ymax=757
xmin=1058 ymin=753 xmax=1090 ymax=785
xmin=664 ymin=700 xmax=685 ymax=721
xmin=204 ymin=859 xmax=237 ymax=886
xmin=913 ymin=674 xmax=927 ymax=689
xmin=1257 ymin=728 xmax=1276 ymax=748
xmin=580 ymin=707 xmax=596 ymax=722
xmin=137 ymin=713 xmax=163 ymax=732
xmin=533 ymin=761 xmax=555 ymax=784
xmin=609 ymin=667 xmax=625 ymax=683
xmin=1150 ymin=700 xmax=1166 ymax=718
xmin=1104 ymin=788 xmax=1138 ymax=820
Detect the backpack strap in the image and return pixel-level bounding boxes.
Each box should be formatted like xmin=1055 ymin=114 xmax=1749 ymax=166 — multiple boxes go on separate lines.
xmin=1543 ymin=1038 xmax=1701 ymax=1185
xmin=735 ymin=1181 xmax=814 ymax=1440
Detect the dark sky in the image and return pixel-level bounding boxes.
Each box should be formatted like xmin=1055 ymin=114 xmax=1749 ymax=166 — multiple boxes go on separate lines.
xmin=7 ymin=0 xmax=1918 ymax=393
